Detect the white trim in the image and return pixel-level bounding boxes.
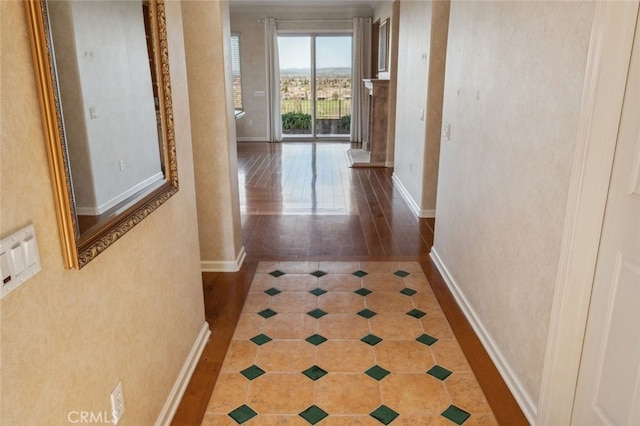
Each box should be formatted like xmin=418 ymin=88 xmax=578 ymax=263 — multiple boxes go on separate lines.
xmin=236 ymin=137 xmax=268 ymax=142
xmin=277 ymin=29 xmax=354 ymax=34
xmin=272 ymin=19 xmax=355 ymax=24
xmin=232 ymin=5 xmax=373 ymax=16
xmin=430 ymin=248 xmax=536 ymax=423
xmin=420 ymin=209 xmax=435 ymax=218
xmin=155 ymin=322 xmax=211 ymax=426
xmin=201 ymin=246 xmax=246 ymax=272
xmin=392 ymin=172 xmax=424 ymax=217
xmin=537 ymin=2 xmax=639 ymax=425
xmin=75 ymin=172 xmax=164 ymax=215
xmin=391 ymin=174 xmax=435 ymax=218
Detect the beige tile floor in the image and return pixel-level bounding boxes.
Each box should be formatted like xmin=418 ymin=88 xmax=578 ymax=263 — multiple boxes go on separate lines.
xmin=202 ymin=262 xmax=497 ymax=425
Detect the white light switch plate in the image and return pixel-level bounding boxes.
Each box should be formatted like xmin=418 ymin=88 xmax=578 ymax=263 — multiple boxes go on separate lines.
xmin=443 ymin=122 xmax=451 ymax=141
xmin=0 ymin=224 xmax=41 ymax=298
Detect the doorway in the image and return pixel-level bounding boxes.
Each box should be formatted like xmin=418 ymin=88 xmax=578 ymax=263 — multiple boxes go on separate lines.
xmin=571 ymin=7 xmax=640 ymax=424
xmin=278 ymin=35 xmax=352 ymax=139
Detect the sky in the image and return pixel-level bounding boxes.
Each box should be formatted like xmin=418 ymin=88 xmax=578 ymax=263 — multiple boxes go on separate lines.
xmin=278 ymin=36 xmax=352 ymax=69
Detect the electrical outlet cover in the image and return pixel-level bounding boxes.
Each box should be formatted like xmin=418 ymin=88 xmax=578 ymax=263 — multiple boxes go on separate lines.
xmin=110 ymin=381 xmax=125 ymax=424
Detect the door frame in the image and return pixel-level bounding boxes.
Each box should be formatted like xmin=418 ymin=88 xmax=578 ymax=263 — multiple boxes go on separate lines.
xmin=537 ymin=1 xmax=639 ymax=424
xmin=278 ymin=32 xmax=353 ymax=140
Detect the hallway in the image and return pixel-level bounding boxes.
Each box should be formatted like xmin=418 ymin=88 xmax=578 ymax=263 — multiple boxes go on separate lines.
xmin=203 ymin=261 xmax=496 ymax=425
xmin=239 ymin=142 xmax=434 ymax=257
xmin=171 ymin=142 xmax=527 ymax=425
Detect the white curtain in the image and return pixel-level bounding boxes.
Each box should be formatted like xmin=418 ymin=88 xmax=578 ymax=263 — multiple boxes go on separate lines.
xmin=264 ymin=17 xmax=282 ymax=142
xmin=351 ymin=17 xmax=371 ymax=142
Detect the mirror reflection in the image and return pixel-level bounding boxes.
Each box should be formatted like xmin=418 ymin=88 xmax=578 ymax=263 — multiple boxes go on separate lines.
xmin=47 ymin=0 xmax=164 ymax=235
xmin=26 ymin=0 xmax=178 ymax=268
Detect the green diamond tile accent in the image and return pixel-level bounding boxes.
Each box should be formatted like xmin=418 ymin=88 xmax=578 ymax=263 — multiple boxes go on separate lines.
xmin=307 ymin=308 xmax=328 ymax=319
xmin=240 ymin=365 xmax=265 ymax=380
xmin=427 ymin=365 xmax=453 ymax=381
xmin=365 ymin=365 xmax=391 ymax=381
xmin=352 ymin=270 xmax=368 ymax=277
xmin=310 ymin=270 xmax=328 ymax=278
xmin=269 ymin=270 xmax=285 ymax=278
xmin=354 ymin=287 xmax=372 ymax=296
xmin=357 ymin=308 xmax=377 ymax=319
xmin=250 ymin=334 xmax=272 ymax=346
xmin=406 ymin=308 xmax=427 ymax=319
xmin=394 ymin=270 xmax=410 ymax=277
xmin=309 ymin=287 xmax=327 ymax=296
xmin=302 ymin=365 xmax=328 ymax=381
xmin=258 ymin=308 xmax=278 ymax=319
xmin=361 ymin=334 xmax=383 ymax=346
xmin=370 ymin=405 xmax=399 ymax=425
xmin=416 ymin=333 xmax=439 ymax=346
xmin=441 ymin=405 xmax=471 ymax=425
xmin=400 ymin=287 xmax=417 ymax=296
xmin=264 ymin=287 xmax=281 ymax=296
xmin=228 ymin=404 xmax=257 ymax=424
xmin=299 ymin=405 xmax=329 ymax=425
xmin=305 ymin=334 xmax=328 ymax=346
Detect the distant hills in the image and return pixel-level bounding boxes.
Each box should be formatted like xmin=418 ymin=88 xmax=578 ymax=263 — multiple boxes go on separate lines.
xmin=281 ymin=67 xmax=351 ymax=77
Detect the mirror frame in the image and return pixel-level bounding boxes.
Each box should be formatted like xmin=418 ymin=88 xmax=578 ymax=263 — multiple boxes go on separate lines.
xmin=24 ymin=0 xmax=178 ymax=269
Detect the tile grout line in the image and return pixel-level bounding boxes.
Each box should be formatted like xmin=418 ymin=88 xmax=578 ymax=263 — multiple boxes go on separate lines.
xmin=210 ymin=262 xmax=493 ymax=425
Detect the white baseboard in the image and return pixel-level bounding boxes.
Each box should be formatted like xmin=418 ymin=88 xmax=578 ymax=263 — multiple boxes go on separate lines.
xmin=392 ymin=173 xmax=427 ymax=218
xmin=420 ymin=209 xmax=436 ymax=218
xmin=236 ymin=137 xmax=267 ymax=142
xmin=201 ymin=246 xmax=246 ymax=272
xmin=155 ymin=322 xmax=211 ymax=426
xmin=430 ymin=248 xmax=536 ymax=424
xmin=76 ymin=172 xmax=163 ymax=215
xmin=391 ymin=173 xmax=435 ymax=218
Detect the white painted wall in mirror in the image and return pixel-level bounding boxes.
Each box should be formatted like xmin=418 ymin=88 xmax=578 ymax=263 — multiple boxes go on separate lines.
xmin=48 ymin=0 xmax=162 ymax=214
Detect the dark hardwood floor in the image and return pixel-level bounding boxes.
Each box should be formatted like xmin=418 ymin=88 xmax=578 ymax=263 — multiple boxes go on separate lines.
xmin=239 ymin=142 xmax=434 ymax=257
xmin=171 ymin=142 xmax=528 ymax=425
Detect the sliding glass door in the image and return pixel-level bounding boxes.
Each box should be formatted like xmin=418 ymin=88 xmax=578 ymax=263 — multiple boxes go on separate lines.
xmin=278 ymin=35 xmax=352 ymax=138
xmin=314 ymin=36 xmax=352 ymax=137
xmin=279 ymin=36 xmax=313 ymax=137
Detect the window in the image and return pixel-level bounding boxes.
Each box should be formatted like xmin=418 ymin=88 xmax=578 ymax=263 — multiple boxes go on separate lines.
xmin=230 ymin=34 xmax=243 ymax=110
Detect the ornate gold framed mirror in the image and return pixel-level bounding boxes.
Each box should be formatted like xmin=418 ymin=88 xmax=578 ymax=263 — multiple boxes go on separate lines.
xmin=25 ymin=0 xmax=178 ymax=269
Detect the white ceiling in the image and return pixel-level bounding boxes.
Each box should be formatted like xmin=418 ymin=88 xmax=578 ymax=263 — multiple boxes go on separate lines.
xmin=229 ymin=0 xmax=378 ymax=7
xmin=229 ymin=0 xmax=381 ymax=16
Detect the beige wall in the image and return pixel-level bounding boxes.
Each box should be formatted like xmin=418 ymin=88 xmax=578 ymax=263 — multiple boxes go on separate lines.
xmin=394 ymin=0 xmax=429 ymax=207
xmin=433 ymin=0 xmax=594 ymax=414
xmin=420 ymin=1 xmax=449 ymax=215
xmin=231 ymin=12 xmax=269 ymax=141
xmin=372 ymin=0 xmax=399 ymax=166
xmin=0 ymin=1 xmax=205 ymax=424
xmin=393 ymin=0 xmax=448 ymax=215
xmin=183 ymin=0 xmax=244 ymax=266
xmin=372 ymin=0 xmax=392 ymax=39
